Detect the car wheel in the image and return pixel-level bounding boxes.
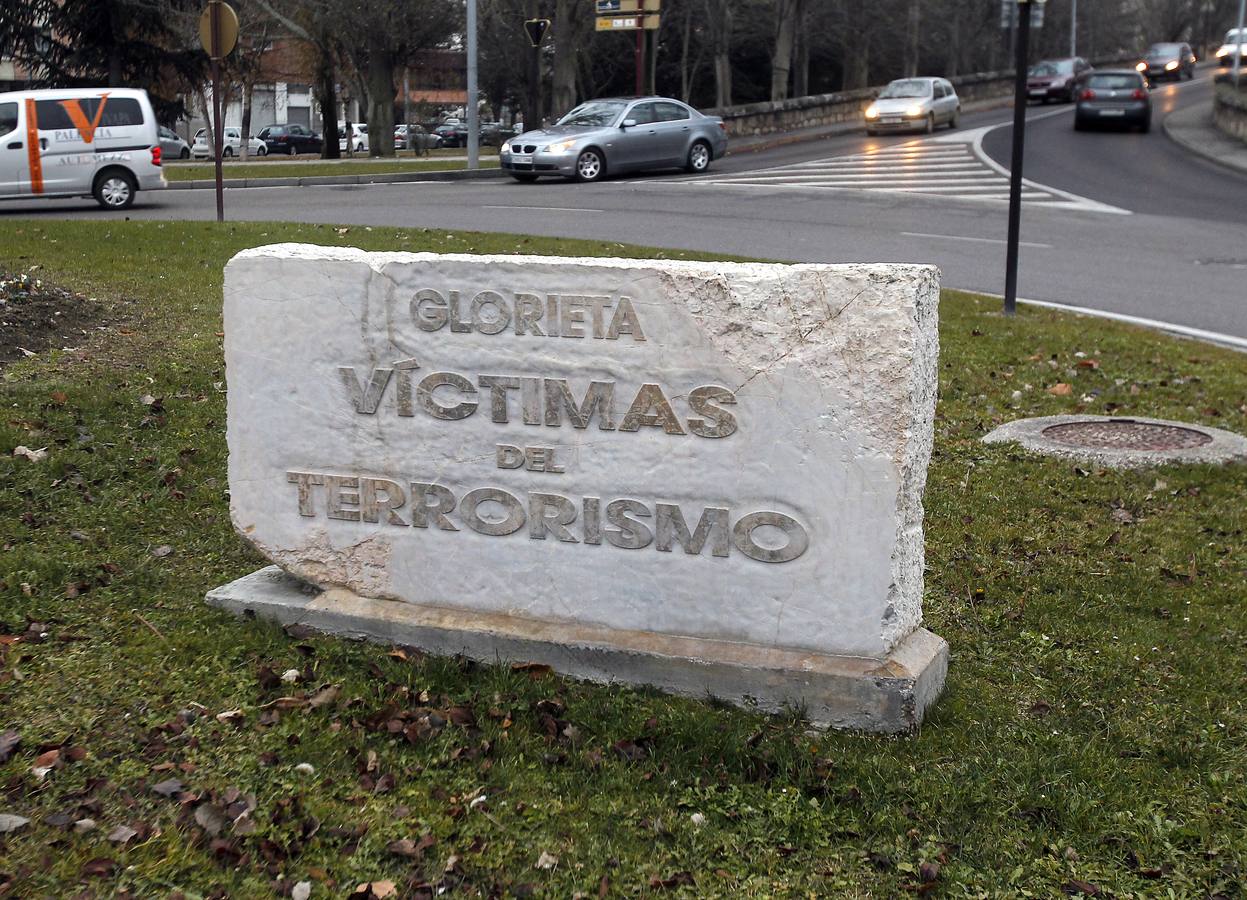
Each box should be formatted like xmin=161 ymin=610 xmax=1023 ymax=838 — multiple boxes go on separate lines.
xmin=575 ymin=148 xmax=605 ymax=182
xmin=179 ymin=148 xmax=190 ymax=159
xmin=1139 ymin=117 xmax=1151 ymax=134
xmin=924 ymin=113 xmax=935 ymax=134
xmin=1074 ymin=116 xmax=1087 ymax=131
xmin=93 ymin=169 xmax=136 ymax=210
xmin=512 ymin=173 xmax=538 ymax=183
xmin=287 ymin=145 xmax=296 ymax=156
xmin=223 ymin=146 xmax=233 ymax=158
xmin=866 ymin=128 xmax=877 ymax=136
xmin=948 ymin=107 xmax=960 ymax=129
xmin=257 ymin=145 xmax=267 ymax=157
xmin=685 ymin=140 xmax=712 ymax=174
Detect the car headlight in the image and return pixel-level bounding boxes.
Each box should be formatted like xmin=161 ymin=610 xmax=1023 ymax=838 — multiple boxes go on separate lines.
xmin=541 ymin=139 xmax=577 ymax=153
xmin=501 ymin=142 xmax=511 ymax=153
xmin=1165 ymin=60 xmax=1179 ymax=70
xmin=1136 ymin=61 xmax=1148 ymax=71
xmin=1216 ymin=47 xmax=1228 ymax=57
xmin=864 ymin=104 xmax=879 ymax=119
xmin=905 ymin=105 xmax=924 ymax=117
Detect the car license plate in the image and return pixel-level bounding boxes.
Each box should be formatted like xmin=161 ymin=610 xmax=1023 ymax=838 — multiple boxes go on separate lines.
xmin=511 ymin=154 xmax=533 ymax=164
xmin=1029 ymin=89 xmax=1045 ymax=96
xmin=882 ymin=116 xmax=901 ymax=124
xmin=1099 ymin=109 xmax=1125 ymax=117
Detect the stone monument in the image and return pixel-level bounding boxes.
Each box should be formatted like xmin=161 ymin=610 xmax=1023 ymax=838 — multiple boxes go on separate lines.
xmin=208 ymin=245 xmax=947 ymax=731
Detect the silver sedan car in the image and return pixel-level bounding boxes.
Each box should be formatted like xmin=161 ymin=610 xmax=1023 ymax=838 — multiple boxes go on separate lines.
xmin=864 ymin=77 xmax=961 ymax=135
xmin=501 ymin=96 xmax=728 ymax=183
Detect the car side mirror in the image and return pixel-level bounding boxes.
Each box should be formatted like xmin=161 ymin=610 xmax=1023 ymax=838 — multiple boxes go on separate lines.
xmin=621 ymin=119 xmax=637 ymax=129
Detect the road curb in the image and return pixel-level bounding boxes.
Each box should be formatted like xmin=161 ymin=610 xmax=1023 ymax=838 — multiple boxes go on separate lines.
xmin=165 ymin=167 xmax=505 ymax=190
xmin=1162 ymin=99 xmax=1247 ymax=177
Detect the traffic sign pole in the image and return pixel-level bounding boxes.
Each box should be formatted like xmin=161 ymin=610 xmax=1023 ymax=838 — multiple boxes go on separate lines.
xmin=210 ymin=0 xmax=224 ymax=223
xmin=1003 ymin=0 xmax=1034 ymax=317
xmin=467 ymin=0 xmax=478 ymax=170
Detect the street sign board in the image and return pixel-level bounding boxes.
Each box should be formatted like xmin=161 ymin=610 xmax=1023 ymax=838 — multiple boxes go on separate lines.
xmin=1000 ymin=0 xmax=1045 ymax=29
xmin=524 ymin=18 xmax=551 ymax=47
xmin=596 ymin=0 xmax=659 ymax=12
xmin=596 ymin=0 xmax=622 ymax=11
xmin=595 ymin=14 xmax=659 ymax=31
xmin=199 ymin=0 xmax=239 ymax=59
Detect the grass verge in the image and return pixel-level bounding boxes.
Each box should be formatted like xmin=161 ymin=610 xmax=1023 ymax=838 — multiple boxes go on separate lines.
xmin=1 ymin=220 xmax=1246 ymax=897
xmin=164 ymin=160 xmax=499 ymax=182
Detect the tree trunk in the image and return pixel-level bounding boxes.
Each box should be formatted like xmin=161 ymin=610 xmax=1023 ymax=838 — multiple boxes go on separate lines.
xmin=792 ymin=0 xmax=809 ymax=97
xmin=903 ymin=0 xmax=920 ymax=77
xmin=240 ymin=82 xmax=253 ymax=161
xmin=552 ymin=0 xmax=580 ymax=117
xmin=366 ymin=39 xmax=396 ymax=157
xmin=706 ymin=0 xmax=732 ymax=107
xmin=315 ymin=50 xmax=341 ymax=159
xmin=770 ymin=0 xmax=796 ymax=101
xmin=944 ymin=3 xmax=961 ymax=78
xmin=681 ymin=3 xmax=693 ymax=101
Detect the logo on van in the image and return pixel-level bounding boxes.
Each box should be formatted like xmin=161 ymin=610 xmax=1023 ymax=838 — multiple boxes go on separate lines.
xmin=58 ymin=93 xmax=111 ymax=143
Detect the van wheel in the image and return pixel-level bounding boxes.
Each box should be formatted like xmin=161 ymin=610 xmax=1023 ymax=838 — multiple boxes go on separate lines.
xmin=223 ymin=146 xmax=233 ymax=158
xmin=179 ymin=148 xmax=190 ymax=159
xmin=93 ymin=170 xmax=136 ymax=210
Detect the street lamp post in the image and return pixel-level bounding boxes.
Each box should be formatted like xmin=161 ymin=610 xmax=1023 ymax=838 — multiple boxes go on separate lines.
xmin=467 ymin=0 xmax=479 ymax=169
xmin=1069 ymin=0 xmax=1076 ymax=56
xmin=1003 ymin=0 xmax=1040 ymax=317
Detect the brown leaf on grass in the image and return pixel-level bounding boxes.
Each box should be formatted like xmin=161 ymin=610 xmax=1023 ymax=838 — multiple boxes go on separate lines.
xmin=1028 ymin=701 xmax=1052 ymax=717
xmin=151 ymin=545 xmax=174 ymax=558
xmin=107 ymin=824 xmax=138 ymax=844
xmin=1047 ymin=383 xmax=1073 ymax=396
xmin=919 ymin=861 xmax=941 ymax=883
xmin=649 ymin=872 xmax=695 ymax=890
xmin=446 ymin=706 xmax=476 ymax=728
xmin=613 ymin=739 xmax=648 ymax=762
xmin=31 ymin=747 xmax=59 ymax=779
xmin=81 ymin=857 xmax=116 ymax=877
xmin=1076 ymin=359 xmax=1100 ymax=370
xmin=283 ymin=623 xmax=319 ymax=640
xmin=194 ymin=803 xmax=228 ymax=837
xmin=0 ymin=729 xmax=18 ymax=763
xmin=511 ymin=661 xmax=554 ymax=679
xmin=256 ymin=665 xmax=282 ymax=691
xmin=259 ymin=696 xmax=308 ymax=712
xmin=151 ymin=777 xmax=184 ymax=797
xmin=306 ymin=684 xmax=341 ymax=711
xmin=1062 ymin=880 xmax=1102 ymax=896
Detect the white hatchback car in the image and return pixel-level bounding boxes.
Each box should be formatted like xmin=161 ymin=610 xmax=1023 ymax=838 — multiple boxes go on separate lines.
xmin=338 ymin=123 xmax=369 ymax=152
xmin=864 ymin=77 xmax=961 ymax=134
xmin=191 ymin=126 xmax=268 ymax=158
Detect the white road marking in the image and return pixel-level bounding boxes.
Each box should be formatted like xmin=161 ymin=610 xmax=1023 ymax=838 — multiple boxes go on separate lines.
xmin=901 ymin=231 xmax=1052 ymax=248
xmin=682 ymin=132 xmax=1127 ymax=212
xmin=481 ymin=205 xmax=603 ymax=213
xmin=1001 ymin=295 xmax=1247 ymax=352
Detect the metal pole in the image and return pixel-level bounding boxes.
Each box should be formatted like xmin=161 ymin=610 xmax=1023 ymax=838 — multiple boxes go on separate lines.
xmin=210 ymin=0 xmax=224 ymax=223
xmin=1235 ymin=0 xmax=1246 ymax=91
xmin=403 ymin=67 xmax=411 ymax=156
xmin=1003 ymin=0 xmax=1031 ymax=317
xmin=1069 ymin=0 xmax=1076 ymax=57
xmin=467 ymin=0 xmax=479 ymax=169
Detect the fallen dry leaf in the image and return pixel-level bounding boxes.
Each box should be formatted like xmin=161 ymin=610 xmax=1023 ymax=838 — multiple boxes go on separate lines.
xmin=11 ymin=446 xmax=48 ymax=462
xmin=0 ymin=729 xmax=18 ymax=763
xmin=1047 ymin=383 xmax=1072 ymax=396
xmin=535 ymin=850 xmax=559 ymax=870
xmin=107 ymin=824 xmax=138 ymax=844
xmin=0 ymin=813 xmax=30 ymax=834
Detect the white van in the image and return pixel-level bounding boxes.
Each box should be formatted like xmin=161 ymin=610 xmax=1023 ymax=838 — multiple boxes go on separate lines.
xmin=0 ymin=87 xmax=166 ymax=210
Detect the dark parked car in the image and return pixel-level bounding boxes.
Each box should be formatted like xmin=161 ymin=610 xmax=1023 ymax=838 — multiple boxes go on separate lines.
xmin=1027 ymin=57 xmax=1092 ymax=102
xmin=1136 ymin=42 xmax=1196 ymax=81
xmin=438 ymin=121 xmax=503 ymax=148
xmin=1074 ymin=70 xmax=1151 ymax=132
xmin=257 ymin=123 xmax=323 ymax=155
xmin=433 ymin=123 xmax=460 ymax=147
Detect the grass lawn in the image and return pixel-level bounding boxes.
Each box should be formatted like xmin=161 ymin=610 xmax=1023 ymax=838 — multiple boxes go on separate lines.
xmin=164 ymin=159 xmax=500 ymax=182
xmin=2 ymin=220 xmax=1246 ymax=898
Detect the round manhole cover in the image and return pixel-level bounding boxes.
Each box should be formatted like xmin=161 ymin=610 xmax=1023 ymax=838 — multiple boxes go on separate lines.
xmin=1041 ymin=420 xmax=1213 ymax=452
xmin=982 ymin=416 xmax=1247 ymax=468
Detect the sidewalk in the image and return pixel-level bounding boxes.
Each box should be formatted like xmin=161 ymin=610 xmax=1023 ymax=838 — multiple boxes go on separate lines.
xmin=1163 ymin=99 xmax=1247 ymax=175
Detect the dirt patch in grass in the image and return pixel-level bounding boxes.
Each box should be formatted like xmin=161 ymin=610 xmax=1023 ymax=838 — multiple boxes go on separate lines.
xmin=0 ymin=272 xmax=107 ymax=368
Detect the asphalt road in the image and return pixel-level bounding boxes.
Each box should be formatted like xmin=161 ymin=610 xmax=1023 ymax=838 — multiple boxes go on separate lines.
xmin=6 ymin=68 xmax=1247 ymax=341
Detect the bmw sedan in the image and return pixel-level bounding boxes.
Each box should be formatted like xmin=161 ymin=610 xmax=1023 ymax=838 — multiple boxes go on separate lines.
xmin=500 ymin=97 xmax=728 ymax=183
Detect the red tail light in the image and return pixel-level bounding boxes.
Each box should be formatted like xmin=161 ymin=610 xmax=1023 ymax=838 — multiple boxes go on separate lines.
xmin=717 ymin=121 xmax=727 ymax=133
xmin=1080 ymin=89 xmax=1096 ymax=101
xmin=1131 ymin=88 xmax=1147 ymax=100
xmin=150 ymin=145 xmax=162 ymax=166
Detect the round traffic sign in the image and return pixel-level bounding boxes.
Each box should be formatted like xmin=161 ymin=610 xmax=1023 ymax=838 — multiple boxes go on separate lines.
xmin=199 ymin=1 xmax=240 ymax=59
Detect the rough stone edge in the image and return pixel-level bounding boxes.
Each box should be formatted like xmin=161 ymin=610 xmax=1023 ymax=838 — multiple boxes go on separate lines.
xmin=982 ymin=414 xmax=1247 ymax=469
xmin=207 ymin=566 xmax=949 ymax=733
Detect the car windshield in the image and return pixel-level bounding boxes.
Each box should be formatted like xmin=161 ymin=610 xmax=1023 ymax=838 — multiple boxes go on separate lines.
xmin=1227 ymin=29 xmax=1244 ymax=42
xmin=1030 ymin=60 xmax=1073 ymax=76
xmin=1087 ymin=74 xmax=1142 ymax=90
xmin=557 ymin=101 xmax=628 ymax=127
xmin=1147 ymin=44 xmax=1180 ymax=55
xmin=878 ymin=79 xmax=931 ymax=99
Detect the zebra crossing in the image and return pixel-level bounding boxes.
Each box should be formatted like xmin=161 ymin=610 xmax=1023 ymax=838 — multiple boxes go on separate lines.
xmin=681 ymin=127 xmax=1127 ymax=213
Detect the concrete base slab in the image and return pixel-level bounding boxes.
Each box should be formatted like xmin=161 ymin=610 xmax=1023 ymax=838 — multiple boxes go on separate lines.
xmin=208 ymin=566 xmax=949 ymax=733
